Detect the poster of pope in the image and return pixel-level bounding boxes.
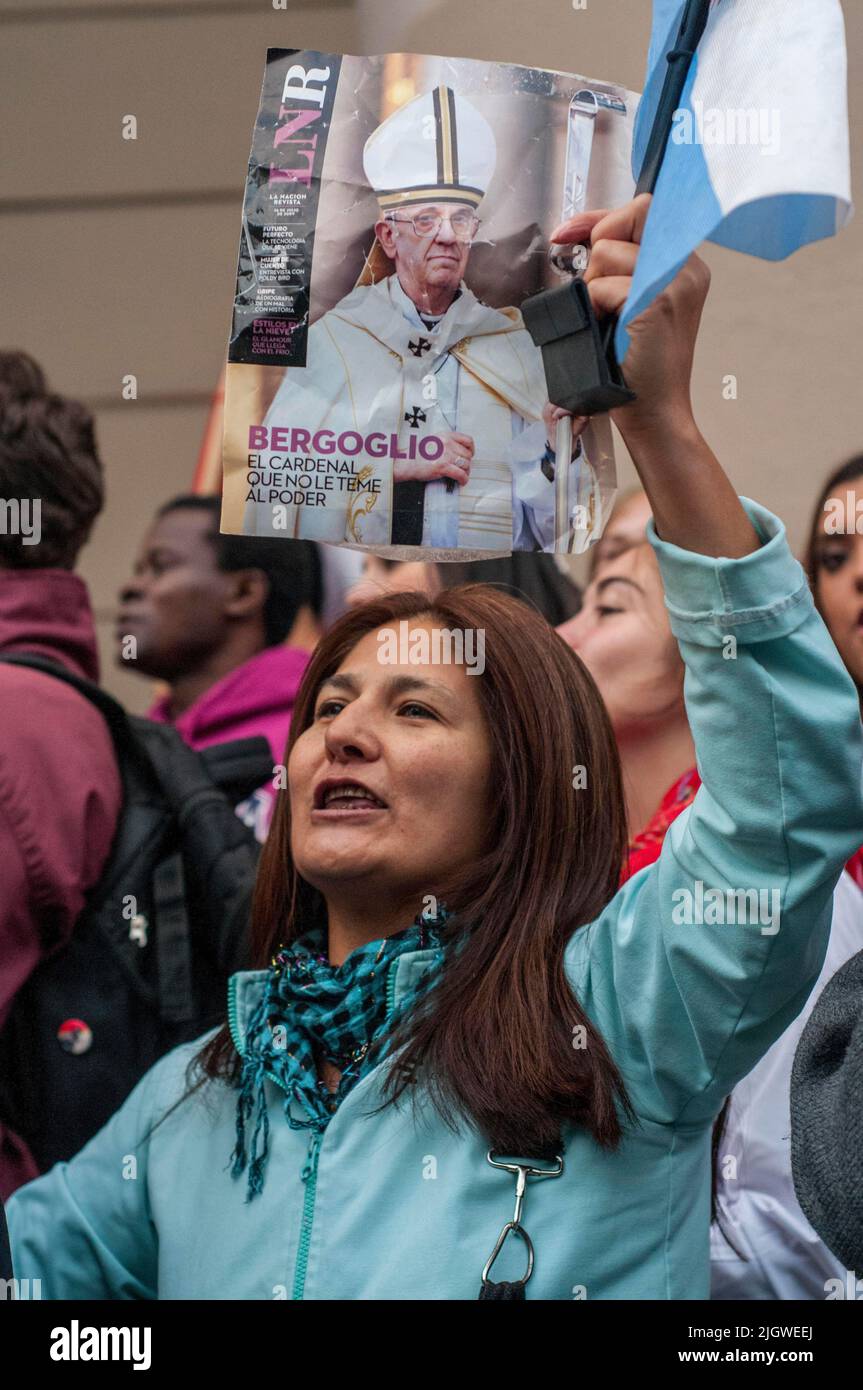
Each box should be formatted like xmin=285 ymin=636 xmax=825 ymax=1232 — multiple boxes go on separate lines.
xmin=221 ymin=53 xmax=633 ymax=558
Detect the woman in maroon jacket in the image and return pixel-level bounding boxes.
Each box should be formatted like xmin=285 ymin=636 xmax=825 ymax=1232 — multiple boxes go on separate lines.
xmin=0 ymin=353 xmax=121 ymax=1198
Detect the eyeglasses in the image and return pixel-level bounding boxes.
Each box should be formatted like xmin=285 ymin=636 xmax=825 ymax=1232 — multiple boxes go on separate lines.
xmin=386 ymin=210 xmax=481 ymax=242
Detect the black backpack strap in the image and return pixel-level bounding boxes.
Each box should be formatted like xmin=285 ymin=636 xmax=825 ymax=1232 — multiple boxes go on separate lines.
xmin=126 ymin=719 xmax=265 ymax=981
xmin=199 ymin=737 xmax=275 ymax=805
xmin=152 ymin=853 xmax=195 ymax=1025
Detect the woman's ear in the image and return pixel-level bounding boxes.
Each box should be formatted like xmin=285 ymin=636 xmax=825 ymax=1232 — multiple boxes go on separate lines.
xmin=224 ymin=568 xmax=269 ymax=621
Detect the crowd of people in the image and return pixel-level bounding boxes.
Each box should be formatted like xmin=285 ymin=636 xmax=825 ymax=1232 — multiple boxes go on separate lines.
xmin=1 ymin=193 xmax=862 ymax=1299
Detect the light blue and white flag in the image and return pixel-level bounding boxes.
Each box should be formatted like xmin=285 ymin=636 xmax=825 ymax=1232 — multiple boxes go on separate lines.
xmin=618 ymin=0 xmax=853 ymax=355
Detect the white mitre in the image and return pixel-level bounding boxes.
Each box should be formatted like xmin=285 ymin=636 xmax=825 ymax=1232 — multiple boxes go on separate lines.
xmin=363 ymin=84 xmax=496 ymax=213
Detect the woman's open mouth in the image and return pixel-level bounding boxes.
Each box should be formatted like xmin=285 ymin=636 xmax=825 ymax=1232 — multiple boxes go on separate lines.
xmin=312 ymin=778 xmax=389 ymax=817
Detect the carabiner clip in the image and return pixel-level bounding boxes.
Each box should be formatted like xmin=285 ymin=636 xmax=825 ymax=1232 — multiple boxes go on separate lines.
xmin=480 ymin=1150 xmax=564 ymax=1293
xmin=482 ymin=1220 xmax=535 ymax=1288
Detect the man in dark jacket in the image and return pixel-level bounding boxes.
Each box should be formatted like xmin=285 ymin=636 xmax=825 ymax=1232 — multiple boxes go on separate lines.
xmin=0 ymin=352 xmax=121 ymax=1198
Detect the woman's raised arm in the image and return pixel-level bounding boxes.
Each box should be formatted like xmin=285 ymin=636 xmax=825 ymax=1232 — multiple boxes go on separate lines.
xmin=552 ymin=192 xmax=758 ymax=559
xmin=556 ymin=195 xmax=863 ymax=1123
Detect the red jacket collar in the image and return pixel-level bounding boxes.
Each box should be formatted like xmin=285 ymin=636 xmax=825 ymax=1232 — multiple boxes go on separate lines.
xmin=0 ymin=568 xmax=100 ymax=681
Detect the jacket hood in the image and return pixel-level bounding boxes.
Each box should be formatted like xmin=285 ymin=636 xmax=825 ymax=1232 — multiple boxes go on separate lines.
xmin=148 ymin=643 xmax=309 ymax=759
xmin=0 ymin=568 xmax=100 ymax=680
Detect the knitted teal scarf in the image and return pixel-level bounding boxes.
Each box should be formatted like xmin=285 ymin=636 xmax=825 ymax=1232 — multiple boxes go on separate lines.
xmin=231 ymin=908 xmax=448 ymax=1198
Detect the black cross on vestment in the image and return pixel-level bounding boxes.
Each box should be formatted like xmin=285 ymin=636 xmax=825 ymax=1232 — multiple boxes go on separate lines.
xmin=404 ymin=406 xmax=427 ymax=428
xmin=408 ymin=337 xmax=432 ymax=358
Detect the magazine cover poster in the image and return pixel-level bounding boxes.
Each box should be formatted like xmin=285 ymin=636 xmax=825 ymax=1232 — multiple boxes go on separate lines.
xmin=221 ymin=50 xmax=637 ymax=559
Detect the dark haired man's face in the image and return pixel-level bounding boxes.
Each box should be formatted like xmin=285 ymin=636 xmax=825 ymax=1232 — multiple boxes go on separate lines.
xmin=116 ymin=509 xmax=235 ymax=679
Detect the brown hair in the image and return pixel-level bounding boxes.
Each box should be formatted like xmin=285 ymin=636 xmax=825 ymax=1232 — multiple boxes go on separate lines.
xmin=196 ymin=585 xmax=631 ymax=1154
xmin=0 ymin=350 xmax=104 ymax=569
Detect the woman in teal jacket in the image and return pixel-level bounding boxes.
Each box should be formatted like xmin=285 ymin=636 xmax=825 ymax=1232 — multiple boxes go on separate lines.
xmin=8 ymin=195 xmax=863 ymax=1300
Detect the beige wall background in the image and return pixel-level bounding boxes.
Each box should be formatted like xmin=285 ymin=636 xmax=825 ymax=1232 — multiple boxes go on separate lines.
xmin=2 ymin=0 xmax=861 ymax=707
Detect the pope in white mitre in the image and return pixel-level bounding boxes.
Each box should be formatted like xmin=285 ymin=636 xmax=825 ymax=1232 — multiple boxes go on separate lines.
xmin=245 ymin=84 xmax=586 ymax=557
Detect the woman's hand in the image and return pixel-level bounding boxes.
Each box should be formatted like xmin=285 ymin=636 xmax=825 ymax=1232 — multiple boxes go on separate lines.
xmin=552 ymin=193 xmax=707 ymax=447
xmin=550 ymin=193 xmax=759 ymax=558
xmin=394 ymin=431 xmax=474 ymax=487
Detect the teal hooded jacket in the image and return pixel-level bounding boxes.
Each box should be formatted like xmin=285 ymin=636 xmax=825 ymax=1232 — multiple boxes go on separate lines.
xmin=8 ymin=501 xmax=863 ymax=1300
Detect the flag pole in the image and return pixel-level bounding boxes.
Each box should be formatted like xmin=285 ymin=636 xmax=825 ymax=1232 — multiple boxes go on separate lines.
xmin=596 ymin=0 xmax=714 ymax=363
xmin=635 ymin=0 xmax=714 ymax=196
